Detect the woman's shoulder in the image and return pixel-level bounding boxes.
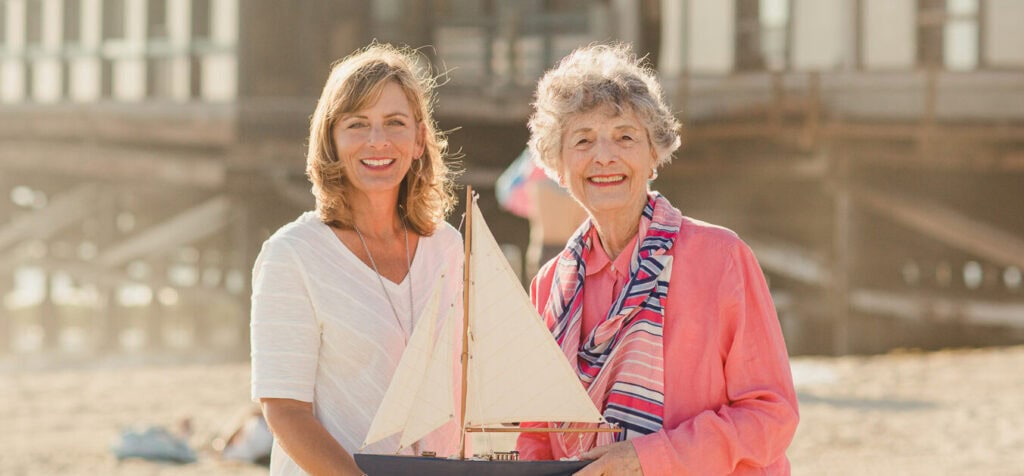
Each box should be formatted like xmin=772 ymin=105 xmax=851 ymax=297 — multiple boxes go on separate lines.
xmin=677 ymin=215 xmax=743 ymax=248
xmin=423 ymin=220 xmax=464 ymax=251
xmin=673 ymin=215 xmax=760 ymax=269
xmin=260 ymin=211 xmax=326 ymax=252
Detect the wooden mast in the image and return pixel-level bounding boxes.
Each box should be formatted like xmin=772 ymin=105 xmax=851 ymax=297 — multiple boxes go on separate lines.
xmin=456 ymin=186 xmax=619 ymax=458
xmin=458 ymin=186 xmax=473 ymax=459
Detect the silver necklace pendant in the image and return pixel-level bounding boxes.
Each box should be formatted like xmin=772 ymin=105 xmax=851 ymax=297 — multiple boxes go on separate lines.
xmin=353 ymin=220 xmax=414 ymax=342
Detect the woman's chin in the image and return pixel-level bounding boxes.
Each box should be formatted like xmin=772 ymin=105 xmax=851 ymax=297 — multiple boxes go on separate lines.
xmin=350 ymin=176 xmax=406 ymax=194
xmin=579 ymin=194 xmax=645 ymax=219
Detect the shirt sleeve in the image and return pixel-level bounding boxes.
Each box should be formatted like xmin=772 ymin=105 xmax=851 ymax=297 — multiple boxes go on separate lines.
xmin=250 ymin=237 xmax=321 ymax=403
xmin=631 ymin=240 xmax=800 ymax=475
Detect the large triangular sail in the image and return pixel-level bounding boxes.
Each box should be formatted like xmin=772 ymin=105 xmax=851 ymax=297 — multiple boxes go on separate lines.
xmin=464 ymin=200 xmax=604 ymax=427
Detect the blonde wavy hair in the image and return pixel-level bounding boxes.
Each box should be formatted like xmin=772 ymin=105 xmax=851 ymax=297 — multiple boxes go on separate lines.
xmin=528 ymin=43 xmax=682 ymax=179
xmin=306 ymin=43 xmax=456 ymax=236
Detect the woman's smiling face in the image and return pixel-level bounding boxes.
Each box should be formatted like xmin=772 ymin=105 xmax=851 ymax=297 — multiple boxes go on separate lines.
xmin=558 ymin=106 xmax=656 ymax=220
xmin=332 ymin=81 xmax=425 ymax=197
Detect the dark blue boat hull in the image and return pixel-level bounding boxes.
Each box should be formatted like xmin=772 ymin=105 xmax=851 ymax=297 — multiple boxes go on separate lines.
xmin=354 ymin=454 xmax=590 ymax=476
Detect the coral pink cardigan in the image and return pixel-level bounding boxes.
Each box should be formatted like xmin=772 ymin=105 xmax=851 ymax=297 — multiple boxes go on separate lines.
xmin=517 ymin=217 xmax=799 ymax=475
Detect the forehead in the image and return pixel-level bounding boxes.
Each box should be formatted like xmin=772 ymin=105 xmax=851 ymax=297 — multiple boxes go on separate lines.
xmin=346 ymin=81 xmax=415 ymax=116
xmin=563 ymin=106 xmax=644 ymax=134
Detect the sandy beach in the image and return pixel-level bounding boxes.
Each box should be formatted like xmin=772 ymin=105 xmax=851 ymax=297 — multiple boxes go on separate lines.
xmin=4 ymin=346 xmax=1024 ymax=475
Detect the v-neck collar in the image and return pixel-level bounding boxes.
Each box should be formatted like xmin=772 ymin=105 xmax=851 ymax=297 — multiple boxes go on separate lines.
xmin=316 ymin=216 xmax=417 ymax=288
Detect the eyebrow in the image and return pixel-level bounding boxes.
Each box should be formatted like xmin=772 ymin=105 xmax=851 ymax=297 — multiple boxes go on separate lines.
xmin=567 ymin=124 xmax=642 ymax=135
xmin=341 ymin=112 xmax=412 ymax=120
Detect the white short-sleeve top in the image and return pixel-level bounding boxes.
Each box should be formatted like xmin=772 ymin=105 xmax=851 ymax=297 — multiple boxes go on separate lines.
xmin=250 ymin=211 xmax=464 ymax=475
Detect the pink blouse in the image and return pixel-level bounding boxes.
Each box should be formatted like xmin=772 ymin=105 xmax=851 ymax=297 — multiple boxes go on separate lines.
xmin=517 ymin=217 xmax=799 ymax=475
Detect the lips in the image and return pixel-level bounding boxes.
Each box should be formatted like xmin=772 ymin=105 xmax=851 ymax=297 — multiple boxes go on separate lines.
xmin=360 ymin=158 xmax=396 ymax=167
xmin=588 ymin=174 xmax=626 ymax=184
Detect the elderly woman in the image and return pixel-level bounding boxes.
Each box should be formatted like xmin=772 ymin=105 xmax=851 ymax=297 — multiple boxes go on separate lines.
xmin=250 ymin=44 xmax=463 ymax=475
xmin=516 ymin=44 xmax=799 ymax=475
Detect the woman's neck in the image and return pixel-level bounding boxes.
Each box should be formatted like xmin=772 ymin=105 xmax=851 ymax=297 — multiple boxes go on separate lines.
xmin=347 ymin=190 xmax=404 ymax=240
xmin=590 ymin=194 xmax=649 ymax=260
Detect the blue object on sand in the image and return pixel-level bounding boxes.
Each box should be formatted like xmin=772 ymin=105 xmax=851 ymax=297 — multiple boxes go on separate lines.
xmin=113 ymin=426 xmax=197 ymax=464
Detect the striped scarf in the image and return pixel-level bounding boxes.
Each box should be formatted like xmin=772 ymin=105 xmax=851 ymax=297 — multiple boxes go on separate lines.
xmin=543 ymin=193 xmax=681 ymax=455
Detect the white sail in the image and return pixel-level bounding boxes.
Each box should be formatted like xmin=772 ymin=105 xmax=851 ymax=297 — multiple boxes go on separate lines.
xmin=465 ymin=200 xmax=605 ymax=426
xmin=397 ymin=305 xmax=456 ymax=449
xmin=363 ymin=198 xmax=606 ymax=455
xmin=363 ymin=280 xmax=455 ymax=449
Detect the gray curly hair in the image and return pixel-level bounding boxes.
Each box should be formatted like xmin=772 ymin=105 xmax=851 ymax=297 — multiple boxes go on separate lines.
xmin=528 ymin=43 xmax=682 ymax=179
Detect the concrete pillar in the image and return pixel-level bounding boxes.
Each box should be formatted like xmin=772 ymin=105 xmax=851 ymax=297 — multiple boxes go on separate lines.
xmin=98 ymin=286 xmax=123 ymax=353
xmin=95 ymin=190 xmax=121 ymax=354
xmin=0 ymin=273 xmax=12 ymax=354
xmin=145 ymin=262 xmax=166 ymax=351
xmin=39 ymin=270 xmax=59 ymax=350
xmin=830 ymin=151 xmax=851 ymax=355
xmin=861 ymin=0 xmax=915 ymax=70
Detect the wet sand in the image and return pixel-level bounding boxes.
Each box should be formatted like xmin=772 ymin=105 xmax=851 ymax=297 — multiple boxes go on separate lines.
xmin=4 ymin=346 xmax=1023 ymax=475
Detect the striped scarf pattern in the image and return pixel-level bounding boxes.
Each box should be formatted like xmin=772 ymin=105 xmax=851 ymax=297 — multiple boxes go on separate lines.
xmin=544 ymin=193 xmax=681 ymax=454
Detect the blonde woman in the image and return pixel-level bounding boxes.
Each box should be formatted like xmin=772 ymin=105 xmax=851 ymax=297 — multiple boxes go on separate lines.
xmin=250 ymin=44 xmax=462 ymax=476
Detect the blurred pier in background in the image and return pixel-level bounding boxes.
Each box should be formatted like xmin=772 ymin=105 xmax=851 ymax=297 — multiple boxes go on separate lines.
xmin=1 ymin=0 xmax=1022 ymax=360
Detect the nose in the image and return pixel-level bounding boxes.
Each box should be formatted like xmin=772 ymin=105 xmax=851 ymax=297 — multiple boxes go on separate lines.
xmin=593 ymin=137 xmax=616 ymax=165
xmin=367 ymin=123 xmax=389 ymax=148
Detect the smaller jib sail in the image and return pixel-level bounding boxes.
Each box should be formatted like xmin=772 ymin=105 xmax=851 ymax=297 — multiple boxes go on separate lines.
xmin=464 ymin=200 xmax=604 ymax=427
xmin=363 ymin=279 xmax=457 ymax=451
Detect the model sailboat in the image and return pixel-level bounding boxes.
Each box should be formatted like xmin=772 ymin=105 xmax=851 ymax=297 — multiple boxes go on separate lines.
xmin=355 ymin=188 xmax=618 ymax=475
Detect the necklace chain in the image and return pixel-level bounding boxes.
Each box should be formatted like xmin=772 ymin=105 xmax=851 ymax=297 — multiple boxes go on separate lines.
xmin=353 ymin=221 xmax=413 ymax=341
